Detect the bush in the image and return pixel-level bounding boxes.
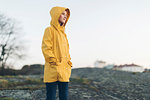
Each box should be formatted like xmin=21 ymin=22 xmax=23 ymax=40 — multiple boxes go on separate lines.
xmin=0 ymin=79 xmax=9 ymax=88
xmin=132 ymin=72 xmax=137 ymax=75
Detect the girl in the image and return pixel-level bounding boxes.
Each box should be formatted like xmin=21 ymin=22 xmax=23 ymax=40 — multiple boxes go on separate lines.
xmin=41 ymin=6 xmax=72 ymax=100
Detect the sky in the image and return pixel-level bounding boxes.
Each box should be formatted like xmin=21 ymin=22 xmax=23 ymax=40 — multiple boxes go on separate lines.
xmin=0 ymin=0 xmax=150 ymax=69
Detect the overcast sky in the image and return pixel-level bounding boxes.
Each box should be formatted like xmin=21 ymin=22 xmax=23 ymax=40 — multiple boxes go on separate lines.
xmin=0 ymin=0 xmax=150 ymax=69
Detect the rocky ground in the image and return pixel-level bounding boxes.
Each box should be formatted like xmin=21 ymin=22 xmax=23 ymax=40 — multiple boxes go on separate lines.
xmin=0 ymin=67 xmax=150 ymax=100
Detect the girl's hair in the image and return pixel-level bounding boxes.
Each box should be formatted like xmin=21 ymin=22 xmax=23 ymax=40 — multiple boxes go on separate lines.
xmin=65 ymin=9 xmax=69 ymax=17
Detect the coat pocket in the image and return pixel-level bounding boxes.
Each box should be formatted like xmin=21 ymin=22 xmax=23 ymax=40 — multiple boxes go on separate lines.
xmin=49 ymin=62 xmax=57 ymax=68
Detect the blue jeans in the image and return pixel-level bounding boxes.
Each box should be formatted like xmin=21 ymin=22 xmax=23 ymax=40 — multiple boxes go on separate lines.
xmin=45 ymin=81 xmax=69 ymax=100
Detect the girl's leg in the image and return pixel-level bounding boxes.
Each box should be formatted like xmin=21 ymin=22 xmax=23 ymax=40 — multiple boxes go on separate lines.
xmin=45 ymin=81 xmax=58 ymax=100
xmin=58 ymin=81 xmax=69 ymax=100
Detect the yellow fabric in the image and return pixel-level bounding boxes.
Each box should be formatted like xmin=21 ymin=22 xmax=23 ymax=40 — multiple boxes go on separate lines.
xmin=41 ymin=6 xmax=73 ymax=83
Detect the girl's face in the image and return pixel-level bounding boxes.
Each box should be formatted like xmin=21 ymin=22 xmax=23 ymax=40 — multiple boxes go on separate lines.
xmin=58 ymin=11 xmax=68 ymax=25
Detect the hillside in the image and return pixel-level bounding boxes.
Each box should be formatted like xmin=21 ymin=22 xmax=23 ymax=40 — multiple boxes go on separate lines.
xmin=70 ymin=67 xmax=150 ymax=99
xmin=0 ymin=67 xmax=150 ymax=100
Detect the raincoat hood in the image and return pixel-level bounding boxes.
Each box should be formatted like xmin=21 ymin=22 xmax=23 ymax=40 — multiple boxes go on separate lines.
xmin=50 ymin=6 xmax=70 ymax=32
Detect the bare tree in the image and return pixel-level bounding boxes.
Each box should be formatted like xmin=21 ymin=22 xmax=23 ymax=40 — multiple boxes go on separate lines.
xmin=0 ymin=14 xmax=26 ymax=75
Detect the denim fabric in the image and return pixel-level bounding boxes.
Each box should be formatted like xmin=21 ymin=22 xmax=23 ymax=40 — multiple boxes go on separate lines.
xmin=46 ymin=81 xmax=69 ymax=100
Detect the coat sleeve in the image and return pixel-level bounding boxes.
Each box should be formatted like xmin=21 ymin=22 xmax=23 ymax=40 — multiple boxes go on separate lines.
xmin=41 ymin=27 xmax=57 ymax=63
xmin=67 ymin=53 xmax=73 ymax=67
xmin=67 ymin=41 xmax=73 ymax=67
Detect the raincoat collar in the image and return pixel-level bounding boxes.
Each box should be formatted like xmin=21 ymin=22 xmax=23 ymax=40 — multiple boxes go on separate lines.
xmin=50 ymin=6 xmax=70 ymax=32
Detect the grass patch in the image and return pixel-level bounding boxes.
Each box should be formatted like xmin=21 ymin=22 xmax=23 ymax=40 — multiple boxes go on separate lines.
xmin=0 ymin=97 xmax=19 ymax=100
xmin=0 ymin=76 xmax=44 ymax=90
xmin=70 ymin=77 xmax=92 ymax=85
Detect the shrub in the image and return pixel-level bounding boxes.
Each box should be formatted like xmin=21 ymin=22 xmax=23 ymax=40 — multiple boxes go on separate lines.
xmin=0 ymin=79 xmax=9 ymax=88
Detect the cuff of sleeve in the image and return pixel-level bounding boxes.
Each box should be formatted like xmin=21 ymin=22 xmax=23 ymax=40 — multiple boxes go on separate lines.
xmin=68 ymin=61 xmax=73 ymax=67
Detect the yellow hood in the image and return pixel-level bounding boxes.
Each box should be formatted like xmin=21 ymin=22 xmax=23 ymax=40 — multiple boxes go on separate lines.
xmin=50 ymin=6 xmax=70 ymax=32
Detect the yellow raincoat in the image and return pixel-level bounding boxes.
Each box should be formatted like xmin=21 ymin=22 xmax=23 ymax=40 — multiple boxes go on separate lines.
xmin=41 ymin=6 xmax=73 ymax=83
